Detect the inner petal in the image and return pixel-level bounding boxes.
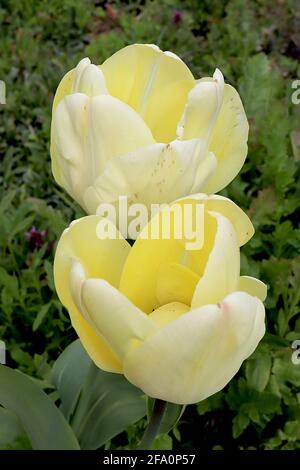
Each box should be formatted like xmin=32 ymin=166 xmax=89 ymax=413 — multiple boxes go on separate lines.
xmin=149 ymin=302 xmax=190 ymax=328
xmin=101 ymin=44 xmax=195 ymax=143
xmin=156 ymin=262 xmax=200 ymax=306
xmin=119 ymin=202 xmax=218 ymax=313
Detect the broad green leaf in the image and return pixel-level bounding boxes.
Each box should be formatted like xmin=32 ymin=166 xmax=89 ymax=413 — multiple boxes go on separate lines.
xmin=0 ymin=408 xmax=31 ymax=450
xmin=67 ymin=344 xmax=146 ymax=449
xmin=0 ymin=366 xmax=79 ymax=450
xmin=52 ymin=339 xmax=91 ymax=421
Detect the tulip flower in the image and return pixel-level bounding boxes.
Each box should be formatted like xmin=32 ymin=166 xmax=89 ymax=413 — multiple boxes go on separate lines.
xmin=51 ymin=44 xmax=248 ymax=216
xmin=54 ymin=194 xmax=266 ymax=405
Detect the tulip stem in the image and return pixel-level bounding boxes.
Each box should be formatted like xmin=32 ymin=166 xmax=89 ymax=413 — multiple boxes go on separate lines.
xmin=138 ymin=399 xmax=167 ymax=450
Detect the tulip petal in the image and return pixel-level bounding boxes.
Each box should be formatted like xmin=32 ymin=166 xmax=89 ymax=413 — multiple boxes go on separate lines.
xmin=53 ymin=58 xmax=108 ymax=110
xmin=51 ymin=94 xmax=155 ymax=210
xmin=120 ymin=193 xmax=252 ymax=312
xmin=149 ymin=302 xmax=190 ymax=328
xmin=81 ymin=279 xmax=157 ymax=359
xmin=85 ymin=139 xmax=216 ymax=213
xmin=119 ymin=198 xmax=208 ymax=312
xmin=191 ymin=211 xmax=240 ymax=308
xmin=156 ymin=263 xmax=200 ymax=306
xmin=174 ymin=193 xmax=254 ymax=246
xmin=101 ymin=44 xmax=195 ymax=142
xmin=177 ymin=69 xmax=224 ymax=143
xmin=120 ymin=234 xmax=185 ymax=313
xmin=124 ymin=292 xmax=265 ymax=404
xmin=54 ymin=216 xmax=131 ymax=373
xmin=239 ymin=276 xmax=267 ymax=301
xmin=202 ymin=84 xmax=249 ymax=193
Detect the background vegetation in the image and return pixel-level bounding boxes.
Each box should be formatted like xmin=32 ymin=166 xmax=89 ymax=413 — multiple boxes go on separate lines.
xmin=0 ymin=0 xmax=300 ymax=450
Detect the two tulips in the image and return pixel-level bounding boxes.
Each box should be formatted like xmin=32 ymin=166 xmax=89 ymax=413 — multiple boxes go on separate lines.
xmin=51 ymin=44 xmax=266 ymax=405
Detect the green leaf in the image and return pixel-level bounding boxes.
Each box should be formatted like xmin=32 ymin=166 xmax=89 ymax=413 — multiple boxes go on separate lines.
xmin=246 ymin=355 xmax=272 ymax=391
xmin=197 ymin=392 xmax=224 ymax=415
xmin=44 ymin=259 xmax=55 ymax=292
xmin=232 ymin=413 xmax=250 ymax=438
xmin=32 ymin=303 xmax=52 ymax=331
xmin=0 ymin=366 xmax=80 ymax=450
xmin=64 ymin=343 xmax=146 ymax=449
xmin=0 ymin=408 xmax=31 ymax=450
xmin=0 ymin=190 xmax=16 ymax=214
xmin=152 ymin=433 xmax=173 ymax=450
xmin=52 ymin=339 xmax=91 ymax=421
xmin=147 ymin=398 xmax=184 ymax=435
xmin=72 ymin=363 xmax=146 ymax=449
xmin=0 ymin=266 xmax=18 ymax=298
xmin=53 ymin=340 xmax=146 ymax=449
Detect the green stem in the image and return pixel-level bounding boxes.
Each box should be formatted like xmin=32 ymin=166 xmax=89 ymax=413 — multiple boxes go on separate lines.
xmin=138 ymin=399 xmax=167 ymax=450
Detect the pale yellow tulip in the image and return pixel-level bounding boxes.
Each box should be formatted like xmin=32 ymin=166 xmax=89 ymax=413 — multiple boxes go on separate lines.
xmin=54 ymin=194 xmax=266 ymax=405
xmin=51 ymin=45 xmax=248 ymax=215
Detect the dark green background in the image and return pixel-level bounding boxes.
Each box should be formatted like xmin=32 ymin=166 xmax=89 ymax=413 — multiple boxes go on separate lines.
xmin=0 ymin=0 xmax=299 ymax=450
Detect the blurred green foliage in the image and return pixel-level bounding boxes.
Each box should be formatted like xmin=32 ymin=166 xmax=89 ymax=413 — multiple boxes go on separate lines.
xmin=0 ymin=0 xmax=300 ymax=450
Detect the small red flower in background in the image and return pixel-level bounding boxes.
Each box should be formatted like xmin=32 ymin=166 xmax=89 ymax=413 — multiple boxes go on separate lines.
xmin=25 ymin=226 xmax=47 ymax=250
xmin=172 ymin=10 xmax=183 ymax=25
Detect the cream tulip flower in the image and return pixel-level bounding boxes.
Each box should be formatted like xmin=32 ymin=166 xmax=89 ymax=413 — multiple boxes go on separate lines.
xmin=51 ymin=44 xmax=248 ymax=216
xmin=54 ymin=194 xmax=266 ymax=405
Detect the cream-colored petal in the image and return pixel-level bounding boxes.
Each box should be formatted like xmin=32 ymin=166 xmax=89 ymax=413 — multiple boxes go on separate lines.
xmin=85 ymin=139 xmax=216 ymax=214
xmin=54 ymin=216 xmax=131 ymax=373
xmin=119 ymin=233 xmax=185 ymax=314
xmin=101 ymin=44 xmax=195 ymax=142
xmin=52 ymin=58 xmax=108 ymax=111
xmin=51 ymin=94 xmax=155 ymax=210
xmin=174 ymin=193 xmax=254 ymax=246
xmin=156 ymin=263 xmax=199 ymax=306
xmin=52 ymin=69 xmax=75 ymax=111
xmin=191 ymin=211 xmax=240 ymax=308
xmin=119 ymin=197 xmax=207 ymax=312
xmin=202 ymin=84 xmax=249 ymax=193
xmin=239 ymin=276 xmax=267 ymax=301
xmin=81 ymin=279 xmax=157 ymax=359
xmin=118 ymin=195 xmax=210 ymax=311
xmin=149 ymin=302 xmax=190 ymax=328
xmin=123 ymin=292 xmax=265 ymax=404
xmin=177 ymin=69 xmax=224 ymax=143
xmin=73 ymin=58 xmax=108 ymax=96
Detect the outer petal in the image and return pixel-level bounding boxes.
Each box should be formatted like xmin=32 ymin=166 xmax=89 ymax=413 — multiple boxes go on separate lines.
xmin=84 ymin=139 xmax=216 ymax=213
xmin=123 ymin=292 xmax=265 ymax=404
xmin=202 ymin=84 xmax=249 ymax=193
xmin=239 ymin=276 xmax=267 ymax=301
xmin=51 ymin=94 xmax=155 ymax=210
xmin=52 ymin=57 xmax=108 ymax=111
xmin=101 ymin=44 xmax=195 ymax=142
xmin=191 ymin=211 xmax=240 ymax=308
xmin=177 ymin=69 xmax=224 ymax=142
xmin=174 ymin=193 xmax=254 ymax=246
xmin=81 ymin=279 xmax=157 ymax=359
xmin=54 ymin=216 xmax=131 ymax=373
